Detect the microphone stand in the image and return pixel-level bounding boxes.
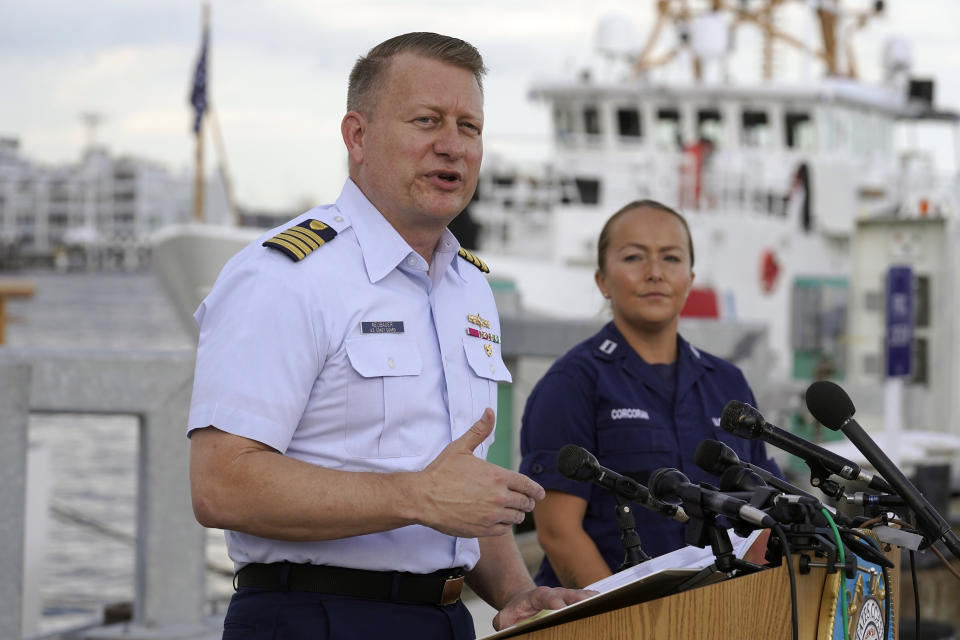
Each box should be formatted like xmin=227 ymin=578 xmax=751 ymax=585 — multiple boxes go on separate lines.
xmin=685 ymin=509 xmax=765 ymax=575
xmin=614 ymin=495 xmax=651 ymax=571
xmin=801 ymin=459 xmax=845 ymax=500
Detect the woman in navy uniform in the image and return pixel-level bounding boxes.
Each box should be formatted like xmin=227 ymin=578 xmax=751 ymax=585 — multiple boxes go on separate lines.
xmin=519 ymin=200 xmax=782 ymax=588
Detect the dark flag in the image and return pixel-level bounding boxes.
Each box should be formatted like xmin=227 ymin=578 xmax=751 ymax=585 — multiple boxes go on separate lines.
xmin=189 ymin=22 xmax=209 ymax=133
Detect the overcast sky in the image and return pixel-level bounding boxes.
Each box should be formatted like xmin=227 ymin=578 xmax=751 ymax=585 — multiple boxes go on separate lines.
xmin=2 ymin=0 xmax=959 ymax=214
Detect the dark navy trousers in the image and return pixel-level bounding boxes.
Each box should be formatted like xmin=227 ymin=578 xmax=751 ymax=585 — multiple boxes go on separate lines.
xmin=222 ymin=587 xmax=476 ymax=639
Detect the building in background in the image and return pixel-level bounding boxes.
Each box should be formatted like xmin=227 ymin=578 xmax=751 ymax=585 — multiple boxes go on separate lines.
xmin=0 ymin=136 xmax=240 ymax=270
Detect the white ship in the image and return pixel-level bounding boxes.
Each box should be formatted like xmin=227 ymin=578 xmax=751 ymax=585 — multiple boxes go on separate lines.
xmin=465 ymin=1 xmax=958 ymax=381
xmin=153 ymin=0 xmax=959 ymax=412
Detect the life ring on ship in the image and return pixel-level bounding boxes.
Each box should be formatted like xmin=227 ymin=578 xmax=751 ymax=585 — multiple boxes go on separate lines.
xmin=759 ymin=248 xmax=781 ymax=294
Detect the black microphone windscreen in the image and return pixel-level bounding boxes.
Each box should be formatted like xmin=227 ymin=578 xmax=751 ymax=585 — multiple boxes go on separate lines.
xmin=806 ymin=380 xmax=856 ymax=430
xmin=557 ymin=444 xmax=594 ymax=481
xmin=720 ymin=465 xmax=766 ymax=493
xmin=720 ymin=400 xmax=764 ymax=438
xmin=648 ymin=467 xmax=688 ymax=503
xmin=694 ymin=439 xmax=734 ymax=475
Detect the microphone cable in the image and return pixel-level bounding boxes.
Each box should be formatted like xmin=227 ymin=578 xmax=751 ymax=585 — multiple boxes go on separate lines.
xmin=771 ymin=522 xmax=798 ymax=640
xmin=858 ymin=514 xmax=960 ymax=582
xmin=858 ymin=512 xmax=920 ymax=640
xmin=822 ymin=508 xmax=850 ymax=640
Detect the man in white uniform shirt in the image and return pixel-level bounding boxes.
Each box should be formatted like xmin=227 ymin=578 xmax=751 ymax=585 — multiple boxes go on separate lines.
xmin=188 ymin=32 xmax=590 ymax=639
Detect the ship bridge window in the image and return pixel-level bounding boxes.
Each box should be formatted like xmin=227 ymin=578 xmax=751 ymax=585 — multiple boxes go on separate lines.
xmin=697 ymin=108 xmax=723 ymax=146
xmin=583 ymin=105 xmax=601 ymax=135
xmin=741 ymin=109 xmax=770 ymax=148
xmin=574 ymin=177 xmax=601 ymax=204
xmin=553 ymin=105 xmax=574 ymax=141
xmin=616 ymin=107 xmax=642 ymax=138
xmin=785 ymin=112 xmax=814 ymax=150
xmin=655 ymin=108 xmax=681 ymax=148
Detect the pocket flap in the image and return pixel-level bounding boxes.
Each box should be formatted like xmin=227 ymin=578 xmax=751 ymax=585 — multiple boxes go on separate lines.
xmin=345 ymin=336 xmax=422 ymax=377
xmin=462 ymin=338 xmax=512 ymax=383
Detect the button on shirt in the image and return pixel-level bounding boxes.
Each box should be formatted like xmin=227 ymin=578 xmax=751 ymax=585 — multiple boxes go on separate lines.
xmin=188 ymin=179 xmax=511 ymax=573
xmin=519 ymin=322 xmax=782 ymax=587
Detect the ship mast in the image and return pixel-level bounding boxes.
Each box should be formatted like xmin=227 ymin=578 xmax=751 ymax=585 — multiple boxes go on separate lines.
xmin=631 ymin=0 xmax=884 ymax=81
xmin=188 ymin=3 xmax=239 ymax=225
xmin=191 ymin=4 xmax=209 ymax=222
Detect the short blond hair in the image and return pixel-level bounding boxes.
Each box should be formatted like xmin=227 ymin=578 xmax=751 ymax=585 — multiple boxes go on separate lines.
xmin=347 ymin=32 xmax=487 ymax=118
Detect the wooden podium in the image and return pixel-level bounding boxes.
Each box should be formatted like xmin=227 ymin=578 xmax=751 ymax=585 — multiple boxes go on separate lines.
xmin=490 ymin=553 xmax=899 ymax=640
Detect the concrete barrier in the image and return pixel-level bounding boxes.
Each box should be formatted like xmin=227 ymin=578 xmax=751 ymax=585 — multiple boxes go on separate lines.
xmin=0 ymin=349 xmax=206 ymax=639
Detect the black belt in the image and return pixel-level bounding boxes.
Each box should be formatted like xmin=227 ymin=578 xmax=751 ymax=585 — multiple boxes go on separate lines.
xmin=235 ymin=563 xmax=466 ymax=606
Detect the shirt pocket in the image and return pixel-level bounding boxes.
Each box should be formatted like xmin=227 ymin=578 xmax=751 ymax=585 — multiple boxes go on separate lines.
xmin=461 ymin=338 xmax=512 ymax=457
xmin=344 ymin=336 xmax=423 ymax=458
xmin=595 ymin=420 xmax=679 ymax=484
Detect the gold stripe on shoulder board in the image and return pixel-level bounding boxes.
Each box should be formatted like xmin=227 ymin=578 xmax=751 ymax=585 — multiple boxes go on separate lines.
xmin=457 ymin=247 xmax=489 ymax=273
xmin=263 ymin=219 xmax=339 ymax=261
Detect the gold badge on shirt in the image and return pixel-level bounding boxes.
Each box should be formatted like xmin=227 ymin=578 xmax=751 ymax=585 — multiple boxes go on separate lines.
xmin=465 ymin=313 xmax=500 ymax=345
xmin=467 ymin=313 xmax=490 ymax=328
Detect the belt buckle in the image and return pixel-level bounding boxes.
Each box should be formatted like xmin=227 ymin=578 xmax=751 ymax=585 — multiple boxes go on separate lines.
xmin=439 ymin=575 xmax=464 ymax=606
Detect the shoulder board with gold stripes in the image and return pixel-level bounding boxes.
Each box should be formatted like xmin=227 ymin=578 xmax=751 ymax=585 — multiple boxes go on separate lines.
xmin=457 ymin=247 xmax=489 ymax=273
xmin=263 ymin=219 xmax=338 ymax=261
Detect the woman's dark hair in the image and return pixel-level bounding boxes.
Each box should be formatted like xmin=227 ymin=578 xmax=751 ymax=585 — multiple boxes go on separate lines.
xmin=596 ymin=199 xmax=694 ymax=272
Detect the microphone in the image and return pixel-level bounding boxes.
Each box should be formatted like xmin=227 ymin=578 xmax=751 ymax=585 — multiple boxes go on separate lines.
xmin=844 ymin=492 xmax=905 ymax=507
xmin=648 ymin=467 xmax=776 ymax=528
xmin=806 ymin=380 xmax=960 ymax=560
xmin=557 ymin=445 xmax=689 ymax=523
xmin=715 ymin=456 xmax=852 ymax=526
xmin=721 ymin=400 xmax=893 ymax=493
xmin=694 ymin=439 xmax=820 ymax=501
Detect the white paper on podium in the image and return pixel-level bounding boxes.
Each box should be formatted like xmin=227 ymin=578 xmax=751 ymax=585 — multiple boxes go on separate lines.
xmin=479 ymin=529 xmax=764 ymax=640
xmin=584 ymin=529 xmax=763 ymax=594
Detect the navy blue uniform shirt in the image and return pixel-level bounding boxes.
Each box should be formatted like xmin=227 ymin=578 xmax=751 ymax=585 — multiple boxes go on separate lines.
xmin=519 ymin=322 xmax=782 ymax=587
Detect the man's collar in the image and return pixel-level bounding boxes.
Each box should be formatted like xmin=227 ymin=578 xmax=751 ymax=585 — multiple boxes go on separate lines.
xmin=337 ymin=180 xmax=462 ymax=283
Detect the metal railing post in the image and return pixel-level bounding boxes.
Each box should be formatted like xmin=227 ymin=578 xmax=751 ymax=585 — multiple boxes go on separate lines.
xmin=0 ymin=360 xmax=30 ymax=640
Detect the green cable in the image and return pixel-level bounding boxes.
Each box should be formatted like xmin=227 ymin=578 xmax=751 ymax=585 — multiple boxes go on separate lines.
xmin=822 ymin=508 xmax=850 ymax=640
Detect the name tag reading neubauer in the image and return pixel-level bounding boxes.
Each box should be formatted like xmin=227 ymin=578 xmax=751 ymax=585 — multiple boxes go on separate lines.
xmin=361 ymin=321 xmax=405 ymax=334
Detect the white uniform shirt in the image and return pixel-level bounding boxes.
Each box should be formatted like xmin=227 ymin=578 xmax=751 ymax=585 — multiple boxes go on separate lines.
xmin=188 ymin=179 xmax=512 ymax=573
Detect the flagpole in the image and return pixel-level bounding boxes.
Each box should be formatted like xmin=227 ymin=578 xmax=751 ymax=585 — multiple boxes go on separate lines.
xmin=209 ymin=105 xmax=240 ymax=226
xmin=194 ymin=120 xmax=204 ymax=222
xmin=192 ymin=3 xmax=210 ymax=223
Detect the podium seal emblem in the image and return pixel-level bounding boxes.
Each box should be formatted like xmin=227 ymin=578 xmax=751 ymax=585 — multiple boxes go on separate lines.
xmin=854 ymin=597 xmax=883 ymax=640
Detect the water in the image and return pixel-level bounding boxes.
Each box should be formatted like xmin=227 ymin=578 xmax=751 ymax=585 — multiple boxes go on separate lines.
xmin=4 ymin=270 xmax=237 ymax=634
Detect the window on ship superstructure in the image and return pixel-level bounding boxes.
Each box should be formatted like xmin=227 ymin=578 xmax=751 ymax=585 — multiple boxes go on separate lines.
xmin=697 ymin=108 xmax=723 ymax=147
xmin=553 ymin=105 xmax=574 ymax=143
xmin=785 ymin=112 xmax=815 ymax=151
xmin=583 ymin=105 xmax=601 ymax=136
xmin=741 ymin=109 xmax=770 ymax=148
xmin=616 ymin=107 xmax=642 ymax=139
xmin=655 ymin=108 xmax=681 ymax=149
